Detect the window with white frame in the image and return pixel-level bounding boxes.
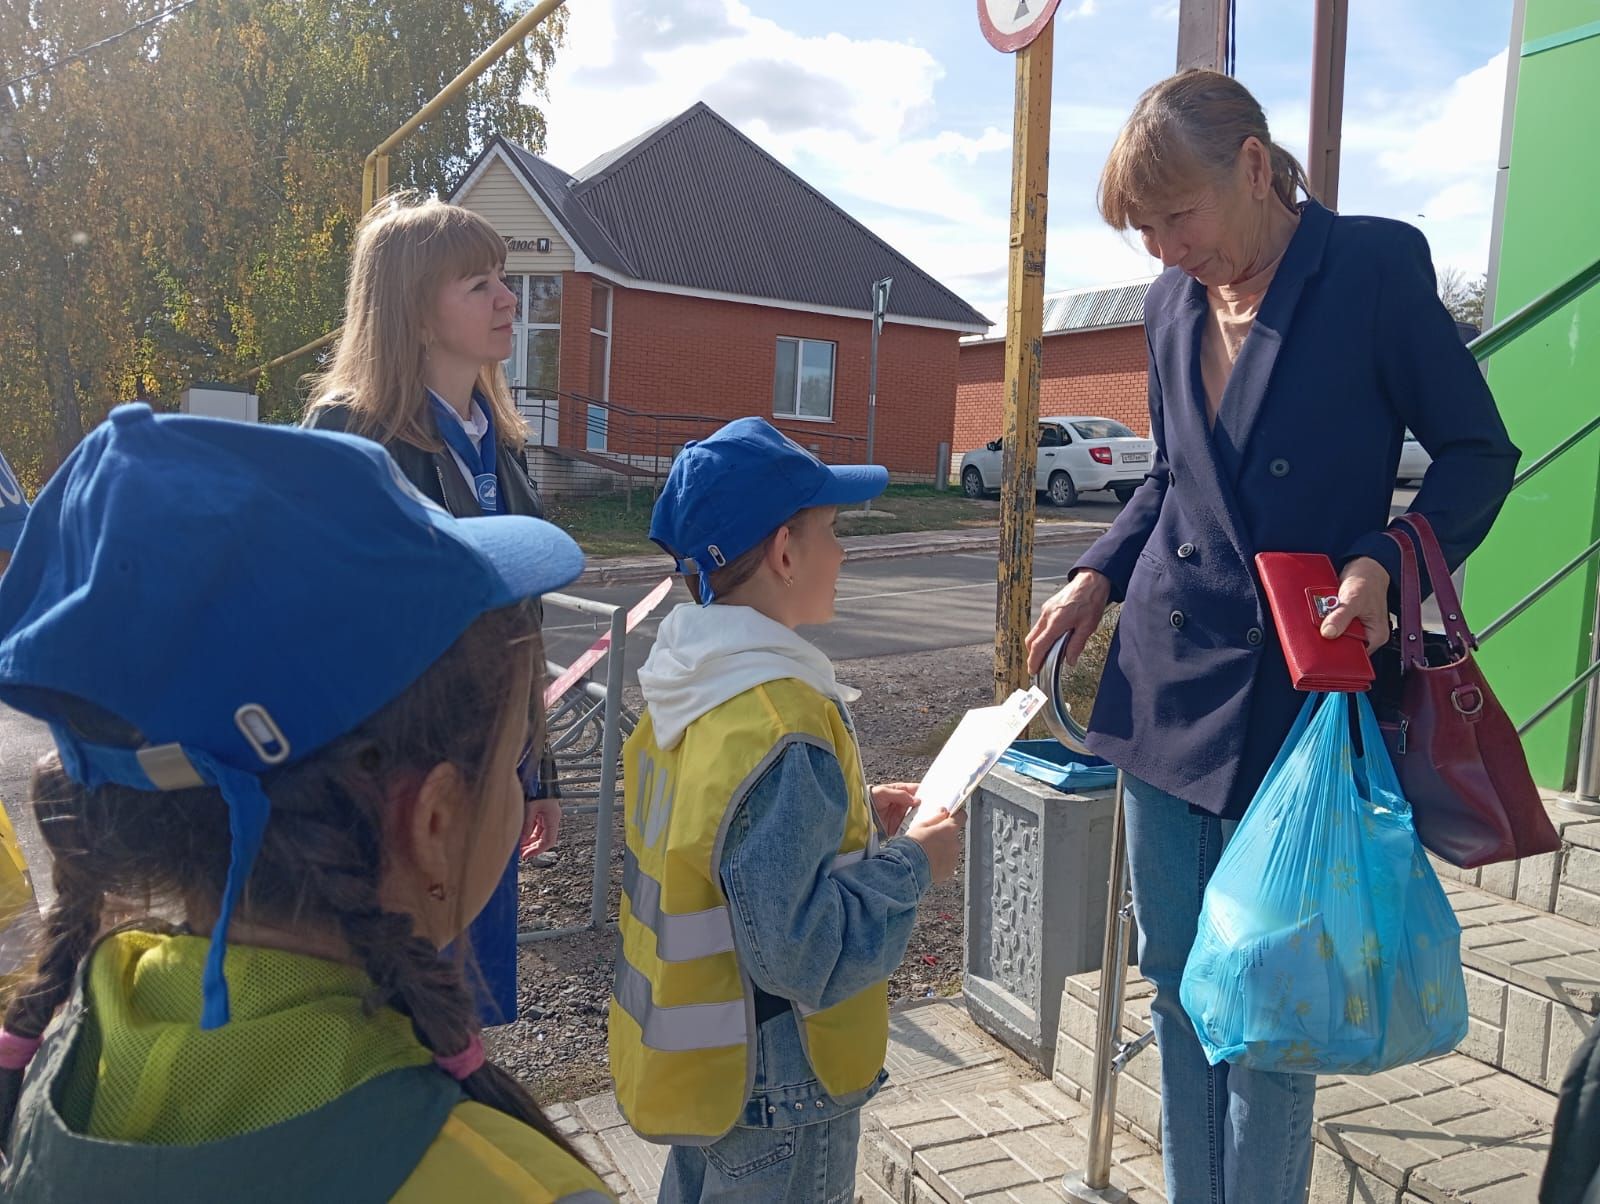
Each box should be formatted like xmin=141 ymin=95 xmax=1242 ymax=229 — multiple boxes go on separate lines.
xmin=501 ymin=275 xmax=562 ymax=420
xmin=772 ymin=337 xmax=835 ymax=420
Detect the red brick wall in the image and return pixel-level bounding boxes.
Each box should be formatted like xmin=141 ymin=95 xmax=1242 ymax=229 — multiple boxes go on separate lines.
xmin=594 ymin=285 xmax=962 ymax=477
xmin=557 ymin=271 xmax=593 ymax=450
xmin=954 ymin=325 xmax=1149 ymax=456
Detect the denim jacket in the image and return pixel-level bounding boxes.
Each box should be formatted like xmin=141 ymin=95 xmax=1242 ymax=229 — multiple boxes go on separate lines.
xmin=718 ymin=730 xmax=931 ymax=1128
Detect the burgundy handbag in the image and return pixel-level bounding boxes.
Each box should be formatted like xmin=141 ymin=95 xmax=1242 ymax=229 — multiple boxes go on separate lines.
xmin=1372 ymin=513 xmax=1559 ymax=868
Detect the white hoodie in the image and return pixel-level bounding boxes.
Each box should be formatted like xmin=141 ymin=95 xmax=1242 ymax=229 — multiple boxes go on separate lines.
xmin=637 ymin=602 xmax=860 ymax=750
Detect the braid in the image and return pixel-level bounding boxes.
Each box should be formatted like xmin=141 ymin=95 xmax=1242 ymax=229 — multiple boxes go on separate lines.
xmin=294 ymin=781 xmax=586 ymax=1161
xmin=0 ymin=776 xmax=107 ymax=1151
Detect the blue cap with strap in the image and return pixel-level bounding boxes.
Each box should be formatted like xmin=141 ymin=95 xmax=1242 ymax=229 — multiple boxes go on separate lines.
xmin=649 ymin=417 xmax=888 ymax=604
xmin=0 ymin=404 xmax=584 ymax=1027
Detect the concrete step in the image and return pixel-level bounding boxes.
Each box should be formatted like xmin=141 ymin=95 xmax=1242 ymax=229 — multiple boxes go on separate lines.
xmin=1427 ymin=792 xmax=1600 ymax=925
xmin=1444 ymin=877 xmax=1600 ymax=1093
xmin=1053 ymin=966 xmax=1558 ymax=1204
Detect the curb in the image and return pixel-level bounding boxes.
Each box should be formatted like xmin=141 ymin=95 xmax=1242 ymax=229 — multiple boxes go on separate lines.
xmin=574 ymin=521 xmax=1106 ymax=588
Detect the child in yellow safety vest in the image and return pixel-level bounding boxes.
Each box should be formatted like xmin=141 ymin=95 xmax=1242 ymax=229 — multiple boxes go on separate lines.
xmin=608 ymin=417 xmax=964 ymax=1203
xmin=0 ymin=407 xmax=611 ymax=1203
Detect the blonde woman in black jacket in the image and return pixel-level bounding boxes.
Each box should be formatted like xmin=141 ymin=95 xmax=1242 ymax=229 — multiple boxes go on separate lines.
xmin=306 ymin=193 xmax=561 ymax=1025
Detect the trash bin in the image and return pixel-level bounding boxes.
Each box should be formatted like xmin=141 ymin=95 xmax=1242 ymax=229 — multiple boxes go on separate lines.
xmin=963 ymin=743 xmax=1118 ymax=1075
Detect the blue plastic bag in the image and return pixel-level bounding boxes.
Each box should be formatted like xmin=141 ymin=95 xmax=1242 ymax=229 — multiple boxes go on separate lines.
xmin=1179 ymin=692 xmax=1468 ymax=1075
xmin=997 ymin=741 xmax=1118 ymax=792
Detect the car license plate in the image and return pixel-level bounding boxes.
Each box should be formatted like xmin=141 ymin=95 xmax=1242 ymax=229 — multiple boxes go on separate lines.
xmin=1122 ymin=452 xmax=1149 ymax=463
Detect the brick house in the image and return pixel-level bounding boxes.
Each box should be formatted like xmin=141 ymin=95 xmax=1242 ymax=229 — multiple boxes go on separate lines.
xmin=954 ymin=280 xmax=1154 ymax=466
xmin=449 ymin=103 xmax=990 ymax=493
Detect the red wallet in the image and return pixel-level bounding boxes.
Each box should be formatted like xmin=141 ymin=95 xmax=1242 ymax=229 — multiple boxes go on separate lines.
xmin=1255 ymin=552 xmax=1375 ymax=693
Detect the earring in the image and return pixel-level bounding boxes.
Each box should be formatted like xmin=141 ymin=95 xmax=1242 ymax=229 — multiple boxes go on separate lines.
xmin=428 ymin=882 xmax=447 ymax=902
xmin=785 ymin=577 xmax=794 ymax=587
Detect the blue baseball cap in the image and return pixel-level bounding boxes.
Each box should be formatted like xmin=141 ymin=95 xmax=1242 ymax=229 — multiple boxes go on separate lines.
xmin=0 ymin=404 xmax=584 ymax=1027
xmin=0 ymin=448 xmax=28 ymax=553
xmin=649 ymin=417 xmax=888 ymax=604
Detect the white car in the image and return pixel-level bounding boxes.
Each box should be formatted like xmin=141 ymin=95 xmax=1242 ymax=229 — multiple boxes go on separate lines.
xmin=959 ymin=416 xmax=1156 ymax=507
xmin=1397 ymin=431 xmax=1432 ymax=485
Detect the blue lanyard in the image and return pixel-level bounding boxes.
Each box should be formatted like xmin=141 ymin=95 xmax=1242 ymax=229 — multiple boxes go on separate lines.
xmin=429 ymin=391 xmax=499 ymax=514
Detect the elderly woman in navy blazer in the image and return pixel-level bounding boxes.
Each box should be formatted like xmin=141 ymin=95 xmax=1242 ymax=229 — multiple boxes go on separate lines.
xmin=1026 ymin=71 xmax=1518 ymax=1204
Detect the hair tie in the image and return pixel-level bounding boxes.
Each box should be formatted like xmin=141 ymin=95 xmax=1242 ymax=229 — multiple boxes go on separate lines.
xmin=434 ymin=1031 xmax=485 ymax=1081
xmin=0 ymin=1029 xmax=43 ymax=1072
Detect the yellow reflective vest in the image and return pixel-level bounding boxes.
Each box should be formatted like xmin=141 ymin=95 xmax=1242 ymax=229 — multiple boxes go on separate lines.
xmin=608 ymin=677 xmax=888 ymax=1144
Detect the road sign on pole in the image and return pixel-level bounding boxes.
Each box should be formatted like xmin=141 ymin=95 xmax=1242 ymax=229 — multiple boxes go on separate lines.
xmin=977 ymin=0 xmax=1064 ymax=52
xmin=864 ymin=276 xmax=893 ymax=514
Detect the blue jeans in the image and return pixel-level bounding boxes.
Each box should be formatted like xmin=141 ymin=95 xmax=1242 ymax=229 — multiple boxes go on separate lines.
xmin=1122 ymin=774 xmax=1316 ymax=1204
xmin=657 ymin=1111 xmax=861 ymax=1204
xmin=656 ymin=1010 xmax=874 ymax=1204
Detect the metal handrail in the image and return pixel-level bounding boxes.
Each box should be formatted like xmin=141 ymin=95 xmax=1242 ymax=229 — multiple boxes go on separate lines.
xmin=1479 ymin=537 xmax=1600 ymax=644
xmin=1508 ymin=413 xmax=1600 ymax=492
xmin=1467 ymin=253 xmax=1600 ymax=363
xmin=1519 ymin=658 xmax=1600 ymax=738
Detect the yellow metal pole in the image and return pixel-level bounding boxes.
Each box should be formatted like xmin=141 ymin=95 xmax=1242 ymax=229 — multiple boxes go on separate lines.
xmin=360 ymin=0 xmax=567 ymax=212
xmin=233 ymin=329 xmax=342 ymax=384
xmin=994 ymin=21 xmax=1054 ymax=702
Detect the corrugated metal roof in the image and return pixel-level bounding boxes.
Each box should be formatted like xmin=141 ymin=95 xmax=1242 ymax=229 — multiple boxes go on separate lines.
xmin=499 ymin=142 xmax=638 ymax=277
xmin=1040 ymin=279 xmax=1154 ymax=335
xmin=474 ymin=103 xmax=990 ymax=331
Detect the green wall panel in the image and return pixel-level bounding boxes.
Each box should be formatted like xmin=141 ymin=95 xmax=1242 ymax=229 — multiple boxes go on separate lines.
xmin=1465 ymin=0 xmax=1600 ymax=788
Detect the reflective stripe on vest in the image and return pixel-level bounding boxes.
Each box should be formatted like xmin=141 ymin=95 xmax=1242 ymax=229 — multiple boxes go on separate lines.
xmin=613 ymin=950 xmax=746 ymax=1053
xmin=622 ymin=847 xmax=736 ymax=962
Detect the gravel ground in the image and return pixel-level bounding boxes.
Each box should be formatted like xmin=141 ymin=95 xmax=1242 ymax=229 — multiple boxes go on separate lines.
xmin=484 ymin=642 xmax=998 ymax=1105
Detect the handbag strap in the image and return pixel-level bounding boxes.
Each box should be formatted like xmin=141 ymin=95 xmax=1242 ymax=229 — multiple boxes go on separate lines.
xmin=1391 ymin=513 xmax=1478 ymax=652
xmin=1385 ymin=528 xmax=1428 ymax=670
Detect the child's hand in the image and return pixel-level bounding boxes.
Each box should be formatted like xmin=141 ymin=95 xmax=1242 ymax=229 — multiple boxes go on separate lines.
xmin=520 ymin=796 xmax=562 ymax=859
xmin=905 ymin=807 xmax=963 ymax=884
xmin=870 ymin=782 xmax=920 ymax=834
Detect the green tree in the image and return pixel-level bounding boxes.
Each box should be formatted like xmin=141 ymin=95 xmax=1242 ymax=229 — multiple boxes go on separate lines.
xmin=1437 ymin=267 xmax=1487 ymax=331
xmin=0 ymin=1 xmax=563 ymax=487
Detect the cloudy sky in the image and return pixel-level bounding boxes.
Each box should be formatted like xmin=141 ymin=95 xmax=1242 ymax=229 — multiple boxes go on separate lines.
xmin=537 ymin=0 xmax=1514 ymax=328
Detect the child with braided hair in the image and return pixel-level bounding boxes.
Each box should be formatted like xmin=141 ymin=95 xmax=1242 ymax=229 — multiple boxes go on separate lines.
xmin=0 ymin=407 xmax=610 ymax=1202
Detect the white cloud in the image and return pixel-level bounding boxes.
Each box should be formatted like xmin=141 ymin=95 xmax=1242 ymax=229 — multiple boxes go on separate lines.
xmin=1312 ymin=50 xmax=1506 ymax=278
xmin=538 ymin=1 xmax=1504 ymax=332
xmin=543 ymin=0 xmax=1020 ymax=321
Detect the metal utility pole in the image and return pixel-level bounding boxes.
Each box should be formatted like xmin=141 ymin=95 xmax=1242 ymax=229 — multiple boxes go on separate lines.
xmin=1308 ymin=0 xmax=1349 ymax=207
xmin=864 ymin=276 xmax=892 ymax=514
xmin=1175 ymin=0 xmax=1230 ymax=72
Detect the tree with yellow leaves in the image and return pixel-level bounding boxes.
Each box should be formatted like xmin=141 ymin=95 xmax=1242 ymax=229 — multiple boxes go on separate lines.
xmin=0 ymin=1 xmax=563 ymax=487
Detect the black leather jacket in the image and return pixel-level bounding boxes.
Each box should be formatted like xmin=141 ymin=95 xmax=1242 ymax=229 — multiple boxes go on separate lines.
xmin=304 ymin=402 xmax=546 ymax=520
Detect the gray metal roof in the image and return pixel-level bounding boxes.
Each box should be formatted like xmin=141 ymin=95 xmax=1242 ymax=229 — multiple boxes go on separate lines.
xmin=1040 ymin=279 xmax=1154 ymax=335
xmin=464 ymin=103 xmax=990 ymax=331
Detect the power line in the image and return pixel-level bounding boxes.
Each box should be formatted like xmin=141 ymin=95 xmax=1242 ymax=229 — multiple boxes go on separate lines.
xmin=2 ymin=1 xmax=200 ymax=91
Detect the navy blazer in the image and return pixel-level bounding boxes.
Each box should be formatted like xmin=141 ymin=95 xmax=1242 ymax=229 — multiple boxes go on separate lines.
xmin=1075 ymin=201 xmax=1519 ymax=819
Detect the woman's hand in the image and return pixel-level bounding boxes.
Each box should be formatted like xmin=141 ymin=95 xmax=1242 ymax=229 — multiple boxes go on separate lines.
xmin=1026 ymin=569 xmax=1112 ymax=674
xmin=870 ymin=782 xmax=920 ymax=835
xmin=1320 ymin=556 xmax=1391 ymax=654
